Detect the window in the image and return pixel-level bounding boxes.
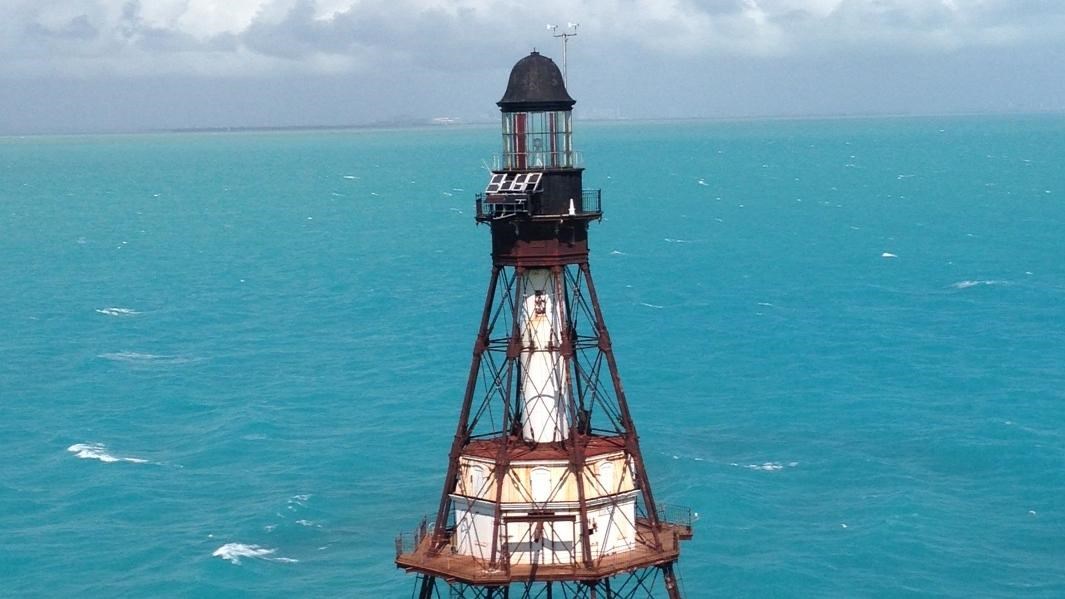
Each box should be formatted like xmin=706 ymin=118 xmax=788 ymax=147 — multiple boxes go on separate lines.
xmin=469 ymin=465 xmax=486 ymax=496
xmin=598 ymin=461 xmax=615 ymax=495
xmin=531 ymin=467 xmax=551 ymax=503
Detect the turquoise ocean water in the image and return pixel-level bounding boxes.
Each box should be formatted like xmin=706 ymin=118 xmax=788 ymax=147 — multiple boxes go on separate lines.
xmin=1 ymin=116 xmax=1063 ymax=597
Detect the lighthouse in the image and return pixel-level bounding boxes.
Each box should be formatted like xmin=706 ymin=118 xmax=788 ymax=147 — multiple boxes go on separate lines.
xmin=395 ymin=51 xmax=693 ymax=598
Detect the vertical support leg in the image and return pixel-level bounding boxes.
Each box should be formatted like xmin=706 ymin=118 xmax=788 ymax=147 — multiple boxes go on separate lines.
xmin=433 ymin=266 xmax=502 ymax=548
xmin=580 ymin=263 xmax=664 ymax=550
xmin=555 ymin=265 xmax=594 ymax=569
xmin=662 ymin=563 xmax=682 ymax=599
xmin=489 ymin=267 xmax=524 ymax=569
xmin=417 ymin=574 xmax=436 ymax=599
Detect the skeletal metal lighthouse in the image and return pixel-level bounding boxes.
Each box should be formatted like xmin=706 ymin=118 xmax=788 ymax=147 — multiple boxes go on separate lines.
xmin=396 ymin=51 xmax=693 ymax=598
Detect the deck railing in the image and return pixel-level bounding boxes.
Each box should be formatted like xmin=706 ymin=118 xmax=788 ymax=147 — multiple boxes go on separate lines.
xmin=394 ymin=515 xmax=433 ymax=559
xmin=475 ymin=189 xmax=602 ymax=221
xmin=656 ymin=503 xmax=696 ymax=533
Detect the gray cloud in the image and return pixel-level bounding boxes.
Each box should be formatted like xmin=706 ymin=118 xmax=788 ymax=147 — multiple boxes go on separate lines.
xmin=2 ymin=1 xmax=1061 ymax=76
xmin=26 ymin=14 xmax=98 ymax=40
xmin=1 ymin=1 xmax=1063 ymax=134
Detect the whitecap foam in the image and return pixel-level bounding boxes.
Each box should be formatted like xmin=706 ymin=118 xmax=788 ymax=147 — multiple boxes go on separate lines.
xmin=212 ymin=543 xmax=297 ymax=565
xmin=639 ymin=302 xmax=664 ymax=309
xmin=287 ymin=494 xmax=311 ymax=511
xmin=342 ymin=175 xmax=358 ymax=180
xmin=67 ymin=443 xmax=149 ymax=464
xmin=742 ymin=461 xmax=798 ymax=472
xmin=951 ymin=279 xmax=1006 ymax=289
xmin=881 ymin=252 xmax=898 ymax=258
xmin=664 ymin=238 xmax=692 ymax=244
xmin=96 ymin=307 xmax=139 ymax=317
xmin=98 ymin=351 xmax=198 ymax=365
xmin=99 ymin=351 xmax=163 ymax=362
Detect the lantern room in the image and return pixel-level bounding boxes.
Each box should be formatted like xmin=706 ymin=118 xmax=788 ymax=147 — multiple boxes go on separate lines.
xmin=497 ymin=51 xmax=577 ymax=170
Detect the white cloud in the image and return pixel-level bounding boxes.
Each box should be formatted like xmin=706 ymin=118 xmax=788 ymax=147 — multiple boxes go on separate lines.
xmin=0 ymin=0 xmax=1063 ymax=78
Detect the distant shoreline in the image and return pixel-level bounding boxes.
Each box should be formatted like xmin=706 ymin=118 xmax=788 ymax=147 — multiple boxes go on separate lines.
xmin=3 ymin=109 xmax=1063 ymax=139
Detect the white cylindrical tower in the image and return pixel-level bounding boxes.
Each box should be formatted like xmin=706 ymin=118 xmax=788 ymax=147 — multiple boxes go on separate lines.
xmin=519 ymin=269 xmax=570 ymax=442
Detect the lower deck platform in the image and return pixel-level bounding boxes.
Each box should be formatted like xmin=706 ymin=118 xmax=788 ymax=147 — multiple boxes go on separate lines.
xmin=396 ymin=518 xmax=689 ymax=584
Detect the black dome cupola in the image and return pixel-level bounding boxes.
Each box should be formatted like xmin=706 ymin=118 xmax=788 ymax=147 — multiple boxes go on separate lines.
xmin=497 ymin=51 xmax=576 ymax=113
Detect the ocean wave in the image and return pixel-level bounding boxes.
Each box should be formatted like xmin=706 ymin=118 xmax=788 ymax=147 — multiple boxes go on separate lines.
xmin=212 ymin=543 xmax=297 ymax=565
xmin=639 ymin=302 xmax=664 ymax=309
xmin=735 ymin=461 xmax=799 ymax=472
xmin=98 ymin=351 xmax=199 ymax=365
xmin=67 ymin=443 xmax=149 ymax=464
xmin=287 ymin=494 xmax=311 ymax=511
xmin=96 ymin=307 xmax=139 ymax=317
xmin=951 ymin=279 xmax=1007 ymax=289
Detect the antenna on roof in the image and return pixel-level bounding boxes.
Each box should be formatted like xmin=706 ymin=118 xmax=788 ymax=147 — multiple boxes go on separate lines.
xmin=546 ymin=23 xmax=579 ymax=87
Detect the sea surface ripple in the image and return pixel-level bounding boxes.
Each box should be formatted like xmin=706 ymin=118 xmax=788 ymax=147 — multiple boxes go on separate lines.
xmin=1 ymin=116 xmax=1063 ymax=597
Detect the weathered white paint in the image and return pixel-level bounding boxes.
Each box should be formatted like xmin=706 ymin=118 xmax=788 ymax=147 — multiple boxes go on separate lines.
xmin=506 ymin=519 xmax=576 ymax=565
xmin=451 ymin=451 xmax=641 ymax=564
xmin=588 ymin=496 xmax=637 ymax=557
xmin=453 ymin=498 xmax=497 ymax=561
xmin=452 ymin=492 xmax=639 ymax=563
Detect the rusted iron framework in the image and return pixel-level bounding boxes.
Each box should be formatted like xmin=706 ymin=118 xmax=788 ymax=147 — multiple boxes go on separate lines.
xmin=411 ymin=566 xmax=679 ymax=599
xmin=428 ymin=263 xmax=667 ymax=548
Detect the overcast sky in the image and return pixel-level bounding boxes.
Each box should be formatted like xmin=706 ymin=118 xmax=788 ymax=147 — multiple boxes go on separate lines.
xmin=2 ymin=0 xmax=1064 ymax=134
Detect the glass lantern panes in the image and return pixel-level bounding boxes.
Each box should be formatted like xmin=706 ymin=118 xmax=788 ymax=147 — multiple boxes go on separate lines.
xmin=501 ymin=111 xmax=573 ymax=169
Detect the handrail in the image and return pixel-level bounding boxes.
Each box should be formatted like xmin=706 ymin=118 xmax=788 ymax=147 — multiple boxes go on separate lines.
xmin=394 ymin=514 xmax=435 ymax=558
xmin=655 ymin=503 xmax=695 ymax=531
xmin=491 ymin=151 xmax=584 ymax=170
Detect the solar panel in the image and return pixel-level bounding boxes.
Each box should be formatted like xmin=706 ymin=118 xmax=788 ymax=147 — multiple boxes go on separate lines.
xmin=484 ymin=173 xmax=508 ymax=194
xmin=483 ymin=172 xmax=544 ymax=195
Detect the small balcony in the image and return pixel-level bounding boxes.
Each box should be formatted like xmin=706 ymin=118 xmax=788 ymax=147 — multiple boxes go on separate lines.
xmin=394 ymin=514 xmax=434 ymax=561
xmin=656 ymin=503 xmax=696 ymax=540
xmin=475 ymin=189 xmax=602 ymax=222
